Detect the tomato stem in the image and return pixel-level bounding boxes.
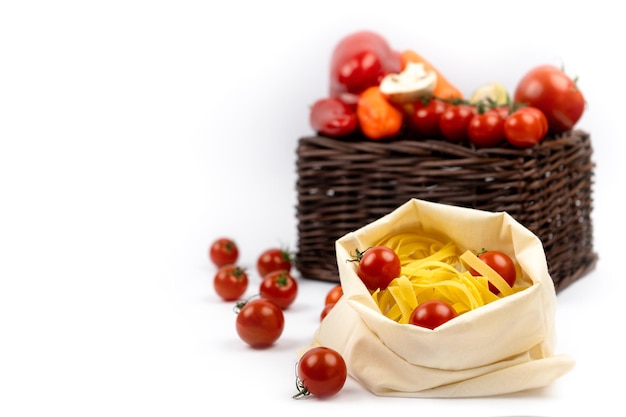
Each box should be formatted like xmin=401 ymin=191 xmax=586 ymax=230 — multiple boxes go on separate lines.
xmin=347 ymin=247 xmax=370 ymax=263
xmin=292 ymin=377 xmax=312 ymax=400
xmin=232 ymin=293 xmax=260 ymax=314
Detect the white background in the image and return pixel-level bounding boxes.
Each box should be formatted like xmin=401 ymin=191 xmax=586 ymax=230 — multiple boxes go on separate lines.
xmin=1 ymin=1 xmax=624 ymax=416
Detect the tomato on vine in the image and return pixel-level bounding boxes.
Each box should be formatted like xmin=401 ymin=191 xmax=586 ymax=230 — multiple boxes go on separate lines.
xmin=468 ymin=108 xmax=505 ymax=148
xmin=259 ymin=270 xmax=298 ymax=310
xmin=409 ymin=97 xmax=448 ymax=138
xmin=352 ymin=246 xmax=401 ymax=291
xmin=409 ymin=300 xmax=457 ymax=329
xmin=439 ymin=103 xmax=476 ymax=143
xmin=504 ymin=106 xmax=548 ymax=148
xmin=213 ymin=265 xmax=248 ymax=301
xmin=257 ymin=247 xmax=294 ymax=277
xmin=209 ymin=237 xmax=239 ymax=267
xmin=517 ymin=106 xmax=548 ymax=137
xmin=293 ymin=346 xmax=347 ymax=399
xmin=235 ymin=298 xmax=284 ymax=348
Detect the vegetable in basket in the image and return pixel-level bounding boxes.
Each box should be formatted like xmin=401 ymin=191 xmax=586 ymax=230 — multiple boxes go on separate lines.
xmin=329 ymin=30 xmax=401 ymax=105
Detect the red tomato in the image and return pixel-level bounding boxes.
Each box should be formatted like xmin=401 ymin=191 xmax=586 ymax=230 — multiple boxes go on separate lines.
xmin=329 ymin=30 xmax=401 ymax=103
xmin=309 ymin=97 xmax=358 ymax=138
xmin=324 ymin=284 xmax=343 ymax=306
xmin=235 ymin=298 xmax=284 ymax=348
xmin=468 ymin=109 xmax=505 ymax=147
xmin=504 ymin=107 xmax=548 ymax=148
xmin=356 ymin=246 xmax=401 ymax=291
xmin=439 ymin=104 xmax=476 ymax=143
xmin=409 ymin=98 xmax=448 ymax=138
xmin=409 ymin=300 xmax=457 ymax=329
xmin=470 ymin=250 xmax=517 ymax=294
xmin=514 ymin=65 xmax=585 ymax=134
xmin=257 ymin=247 xmax=293 ymax=277
xmin=294 ymin=347 xmax=347 ymax=399
xmin=213 ymin=265 xmax=248 ymax=301
xmin=518 ymin=106 xmax=548 ymax=137
xmin=259 ymin=270 xmax=298 ymax=310
xmin=209 ymin=237 xmax=238 ymax=267
xmin=320 ymin=302 xmax=336 ymax=321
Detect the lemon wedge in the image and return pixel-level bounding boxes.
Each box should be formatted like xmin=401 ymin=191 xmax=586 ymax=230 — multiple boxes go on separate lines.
xmin=469 ymin=81 xmax=509 ymax=106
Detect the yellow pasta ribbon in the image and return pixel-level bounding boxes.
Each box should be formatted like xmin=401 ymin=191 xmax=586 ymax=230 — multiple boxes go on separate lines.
xmin=371 ymin=232 xmax=528 ymax=323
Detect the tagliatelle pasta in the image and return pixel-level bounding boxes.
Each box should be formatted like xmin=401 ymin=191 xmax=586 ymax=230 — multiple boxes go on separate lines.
xmin=371 ymin=233 xmax=528 ymax=323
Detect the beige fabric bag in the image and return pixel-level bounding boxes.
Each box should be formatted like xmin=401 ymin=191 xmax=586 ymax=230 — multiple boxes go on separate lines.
xmin=308 ymin=198 xmax=575 ymax=397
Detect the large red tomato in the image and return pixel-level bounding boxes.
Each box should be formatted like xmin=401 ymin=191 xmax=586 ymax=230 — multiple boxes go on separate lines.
xmin=513 ymin=65 xmax=585 ymax=134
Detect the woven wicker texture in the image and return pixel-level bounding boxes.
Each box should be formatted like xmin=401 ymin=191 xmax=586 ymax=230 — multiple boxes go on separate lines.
xmin=295 ymin=130 xmax=597 ymax=292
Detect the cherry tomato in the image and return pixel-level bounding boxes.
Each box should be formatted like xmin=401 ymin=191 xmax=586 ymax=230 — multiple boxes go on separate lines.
xmin=468 ymin=109 xmax=505 ymax=147
xmin=309 ymin=97 xmax=358 ymax=138
xmin=213 ymin=265 xmax=248 ymax=301
xmin=504 ymin=107 xmax=547 ymax=148
xmin=259 ymin=270 xmax=298 ymax=310
xmin=470 ymin=250 xmax=517 ymax=294
xmin=320 ymin=302 xmax=336 ymax=321
xmin=324 ymin=284 xmax=343 ymax=306
xmin=209 ymin=237 xmax=239 ymax=267
xmin=514 ymin=64 xmax=585 ymax=134
xmin=294 ymin=347 xmax=347 ymax=399
xmin=409 ymin=98 xmax=448 ymax=138
xmin=439 ymin=104 xmax=476 ymax=143
xmin=257 ymin=247 xmax=293 ymax=278
xmin=409 ymin=300 xmax=457 ymax=329
xmin=235 ymin=298 xmax=284 ymax=348
xmin=517 ymin=106 xmax=548 ymax=137
xmin=356 ymin=246 xmax=401 ymax=291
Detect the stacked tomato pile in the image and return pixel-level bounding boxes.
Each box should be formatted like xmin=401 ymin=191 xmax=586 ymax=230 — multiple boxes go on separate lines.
xmin=310 ymin=31 xmax=585 ymax=148
xmin=209 ymin=237 xmax=347 ymax=399
xmin=209 ymin=234 xmax=519 ymax=398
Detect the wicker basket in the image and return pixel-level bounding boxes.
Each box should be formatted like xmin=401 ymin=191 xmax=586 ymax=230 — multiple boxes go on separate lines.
xmin=295 ymin=129 xmax=597 ymax=292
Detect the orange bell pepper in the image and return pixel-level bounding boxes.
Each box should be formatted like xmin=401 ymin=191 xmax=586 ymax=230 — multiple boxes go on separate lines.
xmin=400 ymin=50 xmax=464 ymax=100
xmin=357 ymin=86 xmax=404 ymax=140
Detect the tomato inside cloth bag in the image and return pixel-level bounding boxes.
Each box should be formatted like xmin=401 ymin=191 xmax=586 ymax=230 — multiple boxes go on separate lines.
xmin=308 ymin=198 xmax=575 ymax=397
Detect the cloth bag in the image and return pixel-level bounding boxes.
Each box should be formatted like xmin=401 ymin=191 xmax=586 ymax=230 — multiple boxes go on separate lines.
xmin=308 ymin=198 xmax=575 ymax=397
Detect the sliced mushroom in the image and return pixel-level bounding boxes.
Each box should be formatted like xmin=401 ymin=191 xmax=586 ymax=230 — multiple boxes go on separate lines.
xmin=379 ymin=62 xmax=437 ymax=104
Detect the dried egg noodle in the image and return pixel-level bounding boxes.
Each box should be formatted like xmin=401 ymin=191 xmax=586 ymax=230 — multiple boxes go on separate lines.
xmin=371 ymin=233 xmax=528 ymax=323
